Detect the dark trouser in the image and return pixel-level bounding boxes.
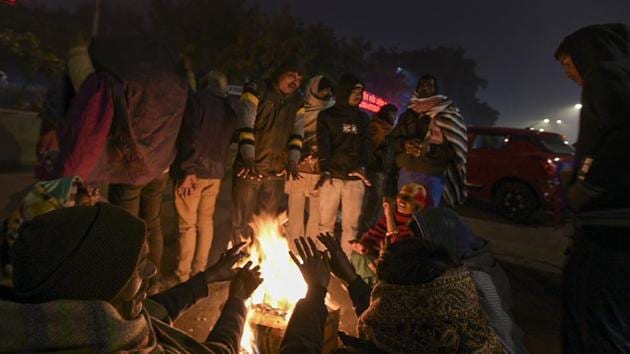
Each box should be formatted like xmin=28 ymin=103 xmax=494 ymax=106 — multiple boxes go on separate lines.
xmin=232 ymin=175 xmax=285 ymax=244
xmin=563 ymin=225 xmax=630 ymax=354
xmin=359 ymin=171 xmax=386 ymax=233
xmin=109 ymin=173 xmax=169 ymax=272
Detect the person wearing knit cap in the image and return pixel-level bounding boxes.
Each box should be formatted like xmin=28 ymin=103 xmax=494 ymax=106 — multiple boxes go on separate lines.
xmin=232 ymin=57 xmax=306 ymax=244
xmin=0 ymin=203 xmax=263 ymax=353
xmin=352 ymin=182 xmax=433 ymax=285
xmin=285 ymin=75 xmax=335 ymax=244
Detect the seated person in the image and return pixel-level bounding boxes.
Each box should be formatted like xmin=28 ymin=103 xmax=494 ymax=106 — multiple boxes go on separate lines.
xmin=0 ymin=203 xmax=262 ymax=353
xmin=350 ymin=182 xmax=432 ymax=285
xmin=421 ymin=207 xmax=528 ymax=354
xmin=280 ymin=234 xmax=507 ymax=354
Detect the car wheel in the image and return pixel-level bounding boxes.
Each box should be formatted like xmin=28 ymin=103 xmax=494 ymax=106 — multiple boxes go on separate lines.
xmin=493 ymin=181 xmax=538 ymax=223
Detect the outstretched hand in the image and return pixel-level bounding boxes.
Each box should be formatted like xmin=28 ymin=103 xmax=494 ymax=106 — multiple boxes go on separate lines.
xmin=317 ymin=233 xmax=358 ymax=285
xmin=289 ymin=237 xmax=330 ymax=290
xmin=229 ymin=261 xmax=263 ymax=301
xmin=203 ymin=242 xmax=247 ymax=283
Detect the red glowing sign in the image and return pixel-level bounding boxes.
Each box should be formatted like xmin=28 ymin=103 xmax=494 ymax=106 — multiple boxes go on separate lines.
xmin=1 ymin=0 xmax=17 ymax=5
xmin=359 ymin=91 xmax=388 ymax=113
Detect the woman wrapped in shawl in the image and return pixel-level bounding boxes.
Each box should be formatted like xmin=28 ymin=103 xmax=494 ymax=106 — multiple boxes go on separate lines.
xmin=420 ymin=207 xmax=528 ymax=354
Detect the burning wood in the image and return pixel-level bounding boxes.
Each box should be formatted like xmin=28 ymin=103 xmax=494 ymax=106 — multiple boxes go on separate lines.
xmin=239 ymin=214 xmax=339 ymax=354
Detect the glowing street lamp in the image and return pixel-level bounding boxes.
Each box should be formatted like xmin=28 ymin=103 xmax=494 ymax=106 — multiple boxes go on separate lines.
xmin=539 ymin=128 xmax=545 ymax=132
xmin=556 ymin=119 xmax=563 ymax=124
xmin=574 ymin=103 xmax=583 ymax=110
xmin=543 ymin=118 xmax=550 ymax=124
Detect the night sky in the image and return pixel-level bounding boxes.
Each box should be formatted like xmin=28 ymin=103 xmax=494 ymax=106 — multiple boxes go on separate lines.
xmin=262 ymin=0 xmax=630 ymax=141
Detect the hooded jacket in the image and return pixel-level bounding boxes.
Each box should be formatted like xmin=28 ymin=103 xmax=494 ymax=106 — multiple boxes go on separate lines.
xmin=556 ymin=23 xmax=630 ymax=215
xmin=317 ymin=74 xmax=371 ymax=179
xmin=299 ymin=75 xmax=335 ymax=174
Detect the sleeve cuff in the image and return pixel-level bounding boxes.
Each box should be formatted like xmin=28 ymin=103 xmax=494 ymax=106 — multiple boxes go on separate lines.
xmin=288 ymin=149 xmax=301 ymax=163
xmin=239 ymin=144 xmax=255 ymax=161
xmin=305 ymin=285 xmax=328 ymax=302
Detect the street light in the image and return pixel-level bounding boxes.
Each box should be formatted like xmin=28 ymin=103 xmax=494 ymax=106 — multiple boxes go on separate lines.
xmin=574 ymin=103 xmax=583 ymax=110
xmin=539 ymin=128 xmax=545 ymax=132
xmin=543 ymin=118 xmax=550 ymax=124
xmin=556 ymin=119 xmax=563 ymax=124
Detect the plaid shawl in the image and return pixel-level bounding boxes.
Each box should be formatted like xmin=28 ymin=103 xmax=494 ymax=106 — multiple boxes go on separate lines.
xmin=358 ymin=267 xmax=507 ymax=353
xmin=409 ymin=94 xmax=468 ymax=206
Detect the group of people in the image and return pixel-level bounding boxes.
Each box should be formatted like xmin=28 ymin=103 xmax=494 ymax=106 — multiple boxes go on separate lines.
xmin=0 ymin=21 xmax=629 ymax=353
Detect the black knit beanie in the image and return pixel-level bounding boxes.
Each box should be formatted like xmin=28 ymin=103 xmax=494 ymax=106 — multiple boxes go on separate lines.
xmin=11 ymin=203 xmax=146 ymax=303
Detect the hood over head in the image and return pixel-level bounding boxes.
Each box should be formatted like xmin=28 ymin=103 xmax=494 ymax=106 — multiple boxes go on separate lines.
xmin=555 ymin=23 xmax=630 ymax=79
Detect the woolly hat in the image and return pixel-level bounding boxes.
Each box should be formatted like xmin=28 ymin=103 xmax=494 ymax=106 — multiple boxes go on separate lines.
xmin=398 ymin=183 xmax=432 ymax=210
xmin=11 ymin=203 xmax=146 ymax=303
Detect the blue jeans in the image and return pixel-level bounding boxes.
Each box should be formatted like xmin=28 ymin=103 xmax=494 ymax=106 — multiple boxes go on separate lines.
xmin=398 ymin=168 xmax=445 ymax=206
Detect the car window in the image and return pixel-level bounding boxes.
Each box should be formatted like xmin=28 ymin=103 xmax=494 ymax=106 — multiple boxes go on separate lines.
xmin=472 ymin=134 xmax=508 ymax=150
xmin=538 ymin=135 xmax=574 ymax=155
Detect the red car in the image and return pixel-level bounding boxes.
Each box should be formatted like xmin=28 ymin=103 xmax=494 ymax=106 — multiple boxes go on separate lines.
xmin=466 ymin=126 xmax=574 ymax=223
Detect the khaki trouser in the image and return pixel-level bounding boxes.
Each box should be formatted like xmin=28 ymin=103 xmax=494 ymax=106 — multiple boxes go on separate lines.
xmin=318 ymin=179 xmax=365 ymax=257
xmin=285 ymin=173 xmax=321 ymax=244
xmin=174 ymin=178 xmax=221 ymax=281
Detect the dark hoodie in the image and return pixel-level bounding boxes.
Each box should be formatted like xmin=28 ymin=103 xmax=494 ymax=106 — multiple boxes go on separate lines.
xmin=317 ymin=73 xmax=371 ymax=179
xmin=556 ymin=24 xmax=630 ymax=213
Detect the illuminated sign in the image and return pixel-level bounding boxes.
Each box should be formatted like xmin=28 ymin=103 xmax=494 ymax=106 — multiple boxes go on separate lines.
xmin=359 ymin=91 xmax=388 ymax=113
xmin=1 ymin=0 xmax=16 ymax=5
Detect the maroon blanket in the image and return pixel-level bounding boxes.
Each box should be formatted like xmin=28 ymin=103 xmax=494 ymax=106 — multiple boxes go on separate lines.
xmin=51 ymin=73 xmax=113 ymax=183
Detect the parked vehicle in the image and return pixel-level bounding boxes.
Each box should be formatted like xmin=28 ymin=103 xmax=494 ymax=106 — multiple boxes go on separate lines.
xmin=466 ymin=126 xmax=574 ymax=223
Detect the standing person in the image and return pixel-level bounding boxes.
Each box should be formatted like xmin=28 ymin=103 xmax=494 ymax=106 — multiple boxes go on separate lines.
xmin=232 ymin=60 xmax=305 ymax=244
xmin=391 ymin=74 xmax=467 ymax=206
xmin=358 ymin=103 xmax=398 ymax=233
xmin=285 ymin=75 xmax=335 ymax=242
xmin=51 ymin=35 xmax=192 ymax=281
xmin=316 ymin=73 xmax=372 ymax=257
xmin=172 ymin=70 xmax=237 ymax=283
xmin=554 ymin=24 xmax=630 ymax=353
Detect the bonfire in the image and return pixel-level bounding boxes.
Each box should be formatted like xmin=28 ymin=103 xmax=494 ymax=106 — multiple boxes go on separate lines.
xmin=239 ymin=214 xmax=339 ymax=354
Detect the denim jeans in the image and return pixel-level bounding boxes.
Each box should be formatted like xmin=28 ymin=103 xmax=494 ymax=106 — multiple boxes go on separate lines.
xmin=109 ymin=173 xmax=169 ymax=272
xmin=174 ymin=178 xmax=221 ymax=281
xmin=398 ymin=168 xmax=445 ymax=206
xmin=285 ymin=173 xmax=321 ymax=243
xmin=318 ymin=178 xmax=365 ymax=257
xmin=232 ymin=175 xmax=285 ymax=244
